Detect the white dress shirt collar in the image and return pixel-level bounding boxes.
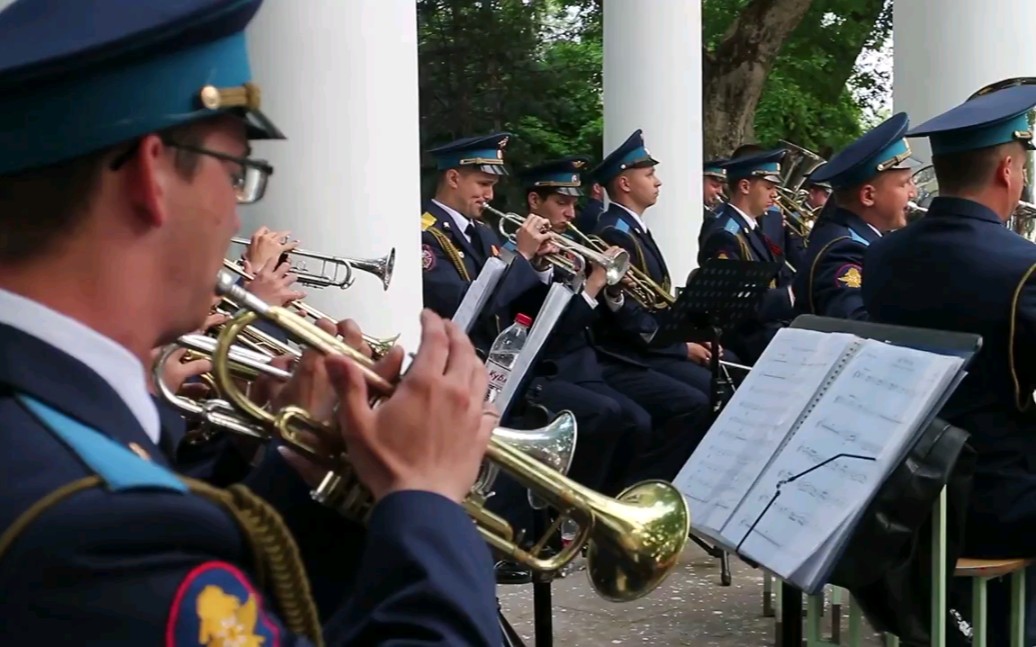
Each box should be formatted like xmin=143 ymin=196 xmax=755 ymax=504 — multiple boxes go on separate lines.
xmin=729 ymin=203 xmax=758 ymax=230
xmin=432 ymin=199 xmax=474 ymax=243
xmin=0 ymin=288 xmax=160 ymax=444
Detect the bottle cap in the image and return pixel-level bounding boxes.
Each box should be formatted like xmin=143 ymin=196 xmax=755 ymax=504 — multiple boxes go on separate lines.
xmin=515 ymin=313 xmax=533 ymax=327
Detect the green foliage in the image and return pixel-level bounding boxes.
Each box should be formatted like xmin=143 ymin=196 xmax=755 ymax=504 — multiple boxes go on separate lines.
xmin=704 ymin=0 xmax=892 ymax=155
xmin=417 ymin=0 xmax=891 ymax=203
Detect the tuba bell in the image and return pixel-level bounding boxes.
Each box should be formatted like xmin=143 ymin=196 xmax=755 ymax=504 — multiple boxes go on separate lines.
xmin=210 ymin=270 xmax=691 ymax=600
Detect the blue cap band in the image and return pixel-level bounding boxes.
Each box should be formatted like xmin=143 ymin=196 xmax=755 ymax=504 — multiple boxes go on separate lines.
xmin=0 ymin=32 xmax=252 ymax=175
xmin=434 ymin=148 xmax=506 ymax=171
xmin=835 ymin=138 xmax=913 ymax=188
xmin=930 ymin=112 xmax=1033 ymax=156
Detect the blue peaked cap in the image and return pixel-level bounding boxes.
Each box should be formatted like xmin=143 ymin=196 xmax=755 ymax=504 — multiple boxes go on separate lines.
xmin=703 ymin=158 xmax=728 ymax=180
xmin=427 ymin=132 xmax=512 ymax=176
xmin=0 ymin=0 xmax=283 ymax=176
xmin=519 ymin=156 xmax=591 ymax=196
xmin=811 ymin=113 xmax=921 ymax=189
xmin=722 ymin=149 xmax=785 ymax=184
xmin=591 ymin=129 xmax=658 ymax=184
xmin=907 ymin=84 xmax=1036 ymax=156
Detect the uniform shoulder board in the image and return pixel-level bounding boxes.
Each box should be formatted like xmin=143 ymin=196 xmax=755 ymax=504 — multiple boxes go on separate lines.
xmin=421 ymin=212 xmax=437 ymax=232
xmin=722 ymin=218 xmax=741 ymax=235
xmin=848 ymin=229 xmax=870 ymax=246
xmin=17 ymin=394 xmax=187 ymax=494
xmin=614 ymin=219 xmax=631 ymax=234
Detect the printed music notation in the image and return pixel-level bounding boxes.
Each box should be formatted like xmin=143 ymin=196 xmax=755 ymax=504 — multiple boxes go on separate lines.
xmin=673 ymin=328 xmax=859 ymax=534
xmin=728 ymin=337 xmax=964 ymax=586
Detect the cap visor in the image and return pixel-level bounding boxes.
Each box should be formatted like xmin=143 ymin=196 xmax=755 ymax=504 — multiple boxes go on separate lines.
xmin=479 ymin=164 xmax=509 ymax=176
xmin=240 ymin=108 xmax=285 ymax=140
xmin=761 ymin=173 xmax=782 ymax=184
xmin=892 ymin=155 xmax=925 ymax=171
xmin=557 ymin=186 xmax=583 ymax=196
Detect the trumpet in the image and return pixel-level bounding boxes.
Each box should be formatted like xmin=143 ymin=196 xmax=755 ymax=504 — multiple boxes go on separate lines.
xmin=229 ymin=237 xmax=395 ymax=290
xmin=562 ymin=223 xmax=677 ymax=311
xmin=152 ymin=344 xmax=270 ymax=441
xmin=484 ymin=205 xmax=631 ymax=286
xmin=219 ymin=259 xmax=400 ymax=359
xmin=211 ymin=270 xmax=691 ymax=601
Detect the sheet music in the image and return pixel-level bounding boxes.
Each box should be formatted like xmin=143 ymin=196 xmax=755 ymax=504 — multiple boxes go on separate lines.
xmin=731 ymin=338 xmax=964 ymax=587
xmin=494 ymin=283 xmax=575 ymax=416
xmin=673 ymin=328 xmax=860 ymax=535
xmin=452 ymin=257 xmax=508 ymax=333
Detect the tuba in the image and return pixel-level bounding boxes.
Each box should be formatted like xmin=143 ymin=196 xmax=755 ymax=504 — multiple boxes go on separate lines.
xmin=229 ymin=237 xmax=395 ymax=291
xmin=778 ymin=140 xmax=827 ymax=195
xmin=210 ymin=270 xmax=691 ymax=601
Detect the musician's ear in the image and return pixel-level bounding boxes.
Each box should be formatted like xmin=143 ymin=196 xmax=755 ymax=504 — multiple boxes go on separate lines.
xmin=528 ymin=191 xmax=541 ymax=211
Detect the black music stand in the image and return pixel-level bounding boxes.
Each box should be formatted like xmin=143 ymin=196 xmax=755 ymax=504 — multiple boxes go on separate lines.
xmin=654 ymin=260 xmax=780 ymax=586
xmin=655 ymin=259 xmax=781 ymax=417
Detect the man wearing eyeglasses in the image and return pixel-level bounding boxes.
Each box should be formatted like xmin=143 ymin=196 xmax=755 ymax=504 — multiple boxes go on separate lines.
xmin=0 ymin=0 xmax=500 ymax=644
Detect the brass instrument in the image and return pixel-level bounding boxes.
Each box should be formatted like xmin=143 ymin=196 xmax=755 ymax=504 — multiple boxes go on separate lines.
xmin=229 ymin=237 xmax=395 ymax=290
xmin=484 ymin=204 xmax=631 ymax=285
xmin=220 ymin=259 xmax=400 ymax=358
xmin=211 ymin=270 xmax=691 ymax=600
xmin=561 ymin=223 xmax=677 ymax=311
xmin=909 ymin=164 xmax=1036 ymax=241
xmin=152 ymin=344 xmax=270 ymax=440
xmin=778 ymin=140 xmax=827 ymax=194
xmin=774 ymin=140 xmax=828 ymax=239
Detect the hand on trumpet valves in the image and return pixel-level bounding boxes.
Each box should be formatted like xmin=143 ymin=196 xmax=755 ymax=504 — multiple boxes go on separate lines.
xmin=515 ymin=213 xmax=553 ymax=260
xmin=242 ymin=258 xmax=306 ymax=307
xmin=584 ymin=245 xmax=625 ymax=296
xmin=242 ymin=225 xmax=299 ymax=271
xmin=324 ymin=309 xmax=497 ymax=504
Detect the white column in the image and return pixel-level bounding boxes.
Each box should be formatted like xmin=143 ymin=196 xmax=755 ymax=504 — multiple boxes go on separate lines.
xmin=243 ymin=0 xmax=422 ymax=349
xmin=893 ymin=0 xmax=1036 ymax=163
xmin=603 ymin=0 xmax=703 ymax=282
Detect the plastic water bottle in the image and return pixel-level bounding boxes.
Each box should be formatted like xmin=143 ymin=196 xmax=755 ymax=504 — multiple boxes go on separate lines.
xmin=484 ymin=313 xmax=532 ymax=403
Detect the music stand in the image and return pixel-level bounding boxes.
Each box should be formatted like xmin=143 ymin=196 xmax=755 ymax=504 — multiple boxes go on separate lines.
xmin=771 ymin=314 xmax=982 ymax=647
xmin=654 ymin=259 xmax=781 ymax=415
xmin=653 ymin=259 xmax=780 ymax=586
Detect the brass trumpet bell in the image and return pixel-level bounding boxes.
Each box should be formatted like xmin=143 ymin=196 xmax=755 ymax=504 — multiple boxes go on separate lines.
xmin=210 ymin=270 xmax=691 ymax=598
xmin=485 ymin=204 xmax=631 ymax=286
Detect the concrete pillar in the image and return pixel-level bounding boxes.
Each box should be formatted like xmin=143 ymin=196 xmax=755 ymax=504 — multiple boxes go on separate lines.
xmin=603 ymin=0 xmax=703 ymax=282
xmin=893 ymin=1 xmax=1036 ymax=164
xmin=244 ymin=0 xmax=422 ymax=349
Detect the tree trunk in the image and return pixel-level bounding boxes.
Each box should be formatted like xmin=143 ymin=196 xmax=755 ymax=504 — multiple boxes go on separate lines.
xmin=702 ymin=0 xmax=816 ymax=158
xmin=817 ymin=0 xmax=890 ymax=106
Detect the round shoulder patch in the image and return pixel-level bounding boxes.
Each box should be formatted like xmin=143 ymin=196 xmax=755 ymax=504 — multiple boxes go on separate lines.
xmin=835 ymin=263 xmax=863 ymax=289
xmin=166 ymin=561 xmax=281 ymax=646
xmin=421 ymin=244 xmax=436 ymax=271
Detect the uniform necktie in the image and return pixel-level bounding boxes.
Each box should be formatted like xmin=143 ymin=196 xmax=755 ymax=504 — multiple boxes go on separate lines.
xmin=465 ymin=223 xmax=486 ymax=262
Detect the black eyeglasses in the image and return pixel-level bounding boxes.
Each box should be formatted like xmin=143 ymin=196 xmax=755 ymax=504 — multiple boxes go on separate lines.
xmin=109 ymin=139 xmax=274 ymax=204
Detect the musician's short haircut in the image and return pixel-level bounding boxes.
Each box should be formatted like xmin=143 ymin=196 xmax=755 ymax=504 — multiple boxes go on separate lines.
xmin=933 ymin=141 xmax=1026 ymax=195
xmin=0 ymin=121 xmax=206 ymax=264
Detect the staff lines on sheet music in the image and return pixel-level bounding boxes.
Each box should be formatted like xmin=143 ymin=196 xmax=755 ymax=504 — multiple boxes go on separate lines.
xmin=812 ymin=418 xmax=885 ymax=456
xmin=829 ymin=393 xmax=904 ymax=425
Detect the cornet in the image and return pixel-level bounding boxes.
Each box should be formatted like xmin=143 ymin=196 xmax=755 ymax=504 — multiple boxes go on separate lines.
xmin=211 ymin=270 xmax=691 ymax=601
xmin=483 ymin=204 xmax=631 ymax=286
xmin=229 ymin=237 xmax=395 ymax=291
